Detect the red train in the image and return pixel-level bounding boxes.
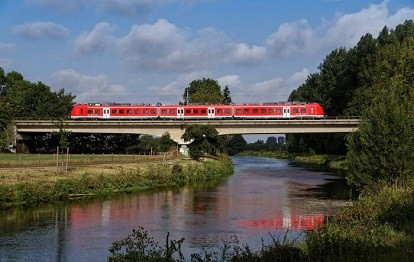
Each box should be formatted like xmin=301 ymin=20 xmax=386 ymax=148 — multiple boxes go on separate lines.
xmin=70 ymin=102 xmax=325 ymax=120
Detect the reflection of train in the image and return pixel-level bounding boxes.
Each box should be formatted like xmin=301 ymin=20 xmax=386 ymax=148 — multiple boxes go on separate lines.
xmin=239 ymin=214 xmax=325 ymax=231
xmin=70 ymin=102 xmax=325 ymax=119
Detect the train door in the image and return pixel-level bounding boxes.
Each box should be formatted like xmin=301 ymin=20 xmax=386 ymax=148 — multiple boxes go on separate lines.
xmin=283 ymin=107 xmax=290 ymax=118
xmin=208 ymin=107 xmax=215 ymax=118
xmin=177 ymin=107 xmax=184 ymax=119
xmin=103 ymin=107 xmax=110 ymax=119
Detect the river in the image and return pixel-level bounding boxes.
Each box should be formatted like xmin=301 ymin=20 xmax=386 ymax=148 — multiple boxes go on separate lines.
xmin=0 ymin=156 xmax=350 ymax=261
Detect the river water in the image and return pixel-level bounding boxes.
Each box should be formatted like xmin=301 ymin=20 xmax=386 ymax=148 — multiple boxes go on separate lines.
xmin=0 ymin=156 xmax=350 ymax=261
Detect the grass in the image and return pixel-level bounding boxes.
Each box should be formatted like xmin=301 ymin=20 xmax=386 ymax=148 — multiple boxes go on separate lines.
xmin=0 ymin=153 xmax=234 ymax=208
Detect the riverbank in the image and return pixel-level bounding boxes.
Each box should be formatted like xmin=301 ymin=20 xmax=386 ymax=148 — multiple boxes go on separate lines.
xmin=238 ymin=150 xmax=414 ymax=261
xmin=239 ymin=150 xmax=346 ymax=171
xmin=0 ymin=153 xmax=233 ymax=208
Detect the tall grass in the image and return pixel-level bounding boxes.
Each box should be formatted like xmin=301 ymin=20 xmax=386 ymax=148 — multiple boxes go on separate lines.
xmin=0 ymin=155 xmax=233 ymax=208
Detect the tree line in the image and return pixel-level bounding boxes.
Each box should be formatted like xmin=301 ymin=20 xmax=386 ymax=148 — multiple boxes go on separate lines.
xmin=286 ymin=20 xmax=414 ymax=155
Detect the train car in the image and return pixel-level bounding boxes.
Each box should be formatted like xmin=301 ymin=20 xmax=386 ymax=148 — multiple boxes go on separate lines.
xmin=233 ymin=102 xmax=324 ymax=119
xmin=70 ymin=102 xmax=325 ymax=120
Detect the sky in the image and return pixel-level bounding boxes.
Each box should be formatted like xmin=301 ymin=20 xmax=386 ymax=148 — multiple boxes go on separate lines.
xmin=0 ymin=0 xmax=413 ymax=106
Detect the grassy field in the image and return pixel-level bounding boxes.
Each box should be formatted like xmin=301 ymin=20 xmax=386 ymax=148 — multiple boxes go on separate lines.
xmin=0 ymin=153 xmax=233 ymax=208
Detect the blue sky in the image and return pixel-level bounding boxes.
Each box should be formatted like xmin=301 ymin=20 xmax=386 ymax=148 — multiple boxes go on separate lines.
xmin=1 ymin=0 xmax=413 ymax=105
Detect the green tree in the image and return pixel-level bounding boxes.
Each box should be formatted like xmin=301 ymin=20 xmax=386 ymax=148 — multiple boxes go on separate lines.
xmin=157 ymin=132 xmax=176 ymax=152
xmin=346 ymin=37 xmax=414 ymax=191
xmin=181 ymin=125 xmax=219 ymax=161
xmin=223 ymin=134 xmax=247 ymax=156
xmin=222 ymin=86 xmax=232 ymax=104
xmin=182 ymin=78 xmax=225 ymax=104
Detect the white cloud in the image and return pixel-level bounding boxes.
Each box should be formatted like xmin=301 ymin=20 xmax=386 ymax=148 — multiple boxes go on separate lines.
xmin=266 ymin=19 xmax=316 ymax=57
xmin=74 ymin=22 xmax=115 ymax=55
xmin=50 ymin=69 xmax=126 ymax=103
xmin=116 ymin=19 xmax=228 ymax=72
xmin=265 ymin=2 xmax=414 ymax=57
xmin=230 ymin=43 xmax=266 ymax=64
xmin=247 ymin=68 xmax=310 ymax=102
xmin=13 ymin=21 xmax=69 ymax=40
xmin=217 ymin=75 xmax=241 ymax=89
xmin=150 ymin=71 xmax=210 ymax=103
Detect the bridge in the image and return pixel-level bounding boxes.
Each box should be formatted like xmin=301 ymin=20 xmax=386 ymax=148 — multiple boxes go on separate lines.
xmin=13 ymin=118 xmax=359 ymax=145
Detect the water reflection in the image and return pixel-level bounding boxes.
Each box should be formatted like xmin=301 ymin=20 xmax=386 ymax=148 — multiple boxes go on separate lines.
xmin=0 ymin=156 xmax=349 ymax=261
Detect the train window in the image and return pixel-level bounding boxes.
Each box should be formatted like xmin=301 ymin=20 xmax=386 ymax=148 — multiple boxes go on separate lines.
xmin=252 ymin=109 xmax=258 ymax=114
xmin=201 ymin=109 xmax=206 ymax=114
xmin=300 ymin=108 xmax=306 ymax=113
xmin=112 ymin=109 xmax=118 ymax=114
xmin=144 ymin=109 xmax=149 ymax=114
xmin=225 ymin=109 xmax=230 ymax=114
xmin=127 ymin=110 xmax=131 ymax=114
xmin=293 ymin=108 xmax=299 ymax=113
xmin=88 ymin=109 xmax=93 ymax=114
xmin=95 ymin=109 xmax=100 ymax=114
xmin=236 ymin=109 xmax=242 ymax=114
xmin=194 ymin=109 xmax=199 ymax=114
xmin=276 ymin=109 xmax=282 ymax=113
xmin=150 ymin=109 xmax=156 ymax=114
xmin=261 ymin=109 xmax=266 ymax=114
xmin=134 ymin=109 xmax=140 ymax=114
xmin=186 ymin=109 xmax=191 ymax=114
xmin=119 ymin=109 xmax=125 ymax=114
xmin=169 ymin=109 xmax=175 ymax=114
xmin=244 ymin=109 xmax=249 ymax=114
xmin=269 ymin=109 xmax=274 ymax=113
xmin=217 ymin=109 xmax=223 ymax=114
xmin=80 ymin=109 xmax=83 ymax=114
xmin=162 ymin=109 xmax=167 ymax=114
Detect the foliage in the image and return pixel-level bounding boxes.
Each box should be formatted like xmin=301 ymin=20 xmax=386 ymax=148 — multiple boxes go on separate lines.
xmin=0 ymin=67 xmax=75 ymax=149
xmin=182 ymin=78 xmax=232 ymax=105
xmin=346 ymin=64 xmax=414 ymax=190
xmin=221 ymin=134 xmax=247 ymax=156
xmin=108 ymin=227 xmax=185 ymax=262
xmin=287 ymin=20 xmax=414 ymax=155
xmin=108 ymin=228 xmax=307 ymax=262
xmin=181 ymin=125 xmax=220 ymax=160
xmin=305 ymin=183 xmax=414 ymax=261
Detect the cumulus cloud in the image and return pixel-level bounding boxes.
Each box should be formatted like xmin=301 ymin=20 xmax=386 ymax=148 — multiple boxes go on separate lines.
xmin=50 ymin=69 xmax=126 ymax=102
xmin=26 ymin=0 xmax=84 ymax=14
xmin=230 ymin=43 xmax=266 ymax=64
xmin=247 ymin=68 xmax=310 ymax=102
xmin=150 ymin=71 xmax=210 ymax=103
xmin=13 ymin=21 xmax=69 ymax=40
xmin=74 ymin=22 xmax=115 ymax=55
xmin=217 ymin=75 xmax=241 ymax=89
xmin=266 ymin=19 xmax=316 ymax=57
xmin=116 ymin=19 xmax=228 ymax=72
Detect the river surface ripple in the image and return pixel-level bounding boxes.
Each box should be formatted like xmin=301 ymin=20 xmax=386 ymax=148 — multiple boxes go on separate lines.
xmin=0 ymin=156 xmax=350 ymax=261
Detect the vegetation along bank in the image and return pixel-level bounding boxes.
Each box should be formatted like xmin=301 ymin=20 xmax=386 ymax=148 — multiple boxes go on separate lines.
xmin=0 ymin=153 xmax=233 ymax=208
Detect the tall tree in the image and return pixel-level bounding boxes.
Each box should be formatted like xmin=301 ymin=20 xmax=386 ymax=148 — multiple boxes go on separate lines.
xmin=222 ymin=86 xmax=232 ymax=104
xmin=182 ymin=78 xmax=225 ymax=104
xmin=346 ymin=36 xmax=414 ymax=191
xmin=181 ymin=125 xmax=219 ymax=160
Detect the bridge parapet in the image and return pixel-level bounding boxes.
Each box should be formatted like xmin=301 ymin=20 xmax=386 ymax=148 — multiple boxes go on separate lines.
xmin=13 ymin=118 xmax=360 ymax=145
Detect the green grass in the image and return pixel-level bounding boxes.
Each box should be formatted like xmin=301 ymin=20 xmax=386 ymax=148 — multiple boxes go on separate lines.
xmin=0 ymin=154 xmax=233 ymax=208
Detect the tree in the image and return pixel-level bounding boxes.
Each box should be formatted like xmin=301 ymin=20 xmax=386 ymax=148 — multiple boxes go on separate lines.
xmin=222 ymin=86 xmax=232 ymax=104
xmin=182 ymin=78 xmax=226 ymax=104
xmin=223 ymin=134 xmax=247 ymax=156
xmin=157 ymin=132 xmax=176 ymax=152
xmin=181 ymin=125 xmax=219 ymax=161
xmin=346 ymin=37 xmax=414 ymax=191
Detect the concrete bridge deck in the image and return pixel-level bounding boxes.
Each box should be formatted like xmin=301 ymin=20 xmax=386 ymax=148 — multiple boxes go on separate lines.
xmin=14 ymin=118 xmax=359 ymax=144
